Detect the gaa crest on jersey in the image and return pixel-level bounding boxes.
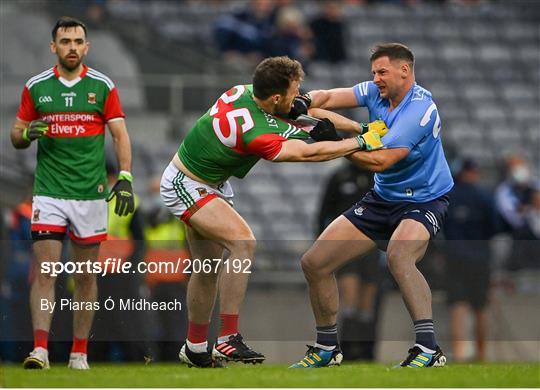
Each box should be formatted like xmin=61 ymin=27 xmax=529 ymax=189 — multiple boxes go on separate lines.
xmin=33 ymin=209 xmax=40 ymax=222
xmin=196 ymin=187 xmax=208 ymax=197
xmin=354 ymin=206 xmax=365 ymax=216
xmin=87 ymin=92 xmax=96 ymax=104
xmin=97 ymin=184 xmax=104 ymax=193
xmin=38 ymin=96 xmax=53 ymax=103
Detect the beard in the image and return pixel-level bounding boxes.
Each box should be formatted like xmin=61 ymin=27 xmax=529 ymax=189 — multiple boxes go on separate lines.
xmin=58 ymin=54 xmax=83 ymax=71
xmin=275 ymin=102 xmax=293 ymax=118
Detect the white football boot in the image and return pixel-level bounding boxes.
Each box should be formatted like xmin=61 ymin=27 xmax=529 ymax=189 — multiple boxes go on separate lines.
xmin=23 ymin=347 xmax=50 ymax=369
xmin=68 ymin=352 xmax=90 ymax=369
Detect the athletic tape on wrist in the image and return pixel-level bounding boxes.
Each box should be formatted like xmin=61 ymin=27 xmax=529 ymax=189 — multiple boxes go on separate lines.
xmin=22 ymin=128 xmax=30 ymax=142
xmin=118 ymin=170 xmax=133 ymax=182
xmin=355 ymin=135 xmax=365 ymax=150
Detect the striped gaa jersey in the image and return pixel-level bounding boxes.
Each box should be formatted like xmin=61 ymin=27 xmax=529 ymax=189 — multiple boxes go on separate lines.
xmin=178 ymin=84 xmax=310 ymax=183
xmin=17 ymin=65 xmax=125 ymax=200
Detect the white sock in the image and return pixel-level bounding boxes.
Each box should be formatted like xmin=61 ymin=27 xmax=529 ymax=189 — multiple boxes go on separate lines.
xmin=186 ymin=340 xmax=208 ymax=353
xmin=217 ymin=333 xmax=236 ymax=344
xmin=314 ymin=343 xmax=336 ymax=351
xmin=415 ymin=343 xmax=436 ymax=354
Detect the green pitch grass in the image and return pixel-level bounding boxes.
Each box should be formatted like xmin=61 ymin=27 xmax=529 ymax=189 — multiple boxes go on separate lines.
xmin=1 ymin=362 xmax=539 ymax=388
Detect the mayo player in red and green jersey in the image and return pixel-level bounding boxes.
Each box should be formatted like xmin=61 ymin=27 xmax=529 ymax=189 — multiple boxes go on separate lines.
xmin=10 ymin=17 xmax=134 ymax=370
xmin=160 ymin=56 xmax=381 ymax=368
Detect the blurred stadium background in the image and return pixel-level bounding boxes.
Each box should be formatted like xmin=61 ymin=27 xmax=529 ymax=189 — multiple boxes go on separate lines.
xmin=0 ymin=0 xmax=539 ymax=365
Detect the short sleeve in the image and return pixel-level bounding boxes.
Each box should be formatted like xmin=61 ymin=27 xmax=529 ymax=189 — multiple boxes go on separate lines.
xmin=382 ymin=102 xmax=438 ymax=150
xmin=353 ymin=81 xmax=377 ymax=108
xmin=16 ymin=87 xmax=39 ymax=122
xmin=103 ymin=87 xmax=125 ymax=122
xmin=245 ymin=133 xmax=287 ymax=161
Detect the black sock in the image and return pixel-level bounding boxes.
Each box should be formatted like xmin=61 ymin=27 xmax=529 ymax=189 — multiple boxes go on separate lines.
xmin=414 ymin=319 xmax=436 ymax=351
xmin=316 ymin=324 xmax=338 ymax=348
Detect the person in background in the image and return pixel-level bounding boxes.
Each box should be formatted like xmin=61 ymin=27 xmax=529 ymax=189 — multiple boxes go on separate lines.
xmin=92 ymin=161 xmax=148 ymax=362
xmin=213 ymin=0 xmax=277 ymax=65
xmin=310 ymin=1 xmax=347 ymax=63
xmin=1 ymin=190 xmax=34 ymax=362
xmin=144 ymin=176 xmax=189 ymax=361
xmin=443 ymin=158 xmax=498 ymax=362
xmin=266 ymin=6 xmax=314 ymax=65
xmin=495 ymin=155 xmax=536 ymax=270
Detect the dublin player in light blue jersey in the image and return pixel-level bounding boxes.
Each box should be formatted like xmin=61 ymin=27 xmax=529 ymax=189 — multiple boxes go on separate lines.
xmin=290 ymin=43 xmax=453 ymax=368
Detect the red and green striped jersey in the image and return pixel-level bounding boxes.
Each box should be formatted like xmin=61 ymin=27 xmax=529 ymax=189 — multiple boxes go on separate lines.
xmin=17 ymin=65 xmax=125 ymax=200
xmin=178 ymin=84 xmax=310 ymax=183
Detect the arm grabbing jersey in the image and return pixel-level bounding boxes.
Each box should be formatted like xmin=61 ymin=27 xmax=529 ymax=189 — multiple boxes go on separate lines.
xmin=353 ymin=81 xmax=453 ymax=202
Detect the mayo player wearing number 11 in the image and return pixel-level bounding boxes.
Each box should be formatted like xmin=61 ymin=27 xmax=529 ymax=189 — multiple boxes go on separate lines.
xmin=290 ymin=43 xmax=454 ymax=369
xmin=11 ymin=17 xmax=133 ymax=371
xmin=160 ymin=56 xmax=372 ymax=368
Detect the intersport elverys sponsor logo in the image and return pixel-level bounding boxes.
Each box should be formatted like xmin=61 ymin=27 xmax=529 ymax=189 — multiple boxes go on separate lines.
xmin=40 ymin=113 xmax=101 ymax=137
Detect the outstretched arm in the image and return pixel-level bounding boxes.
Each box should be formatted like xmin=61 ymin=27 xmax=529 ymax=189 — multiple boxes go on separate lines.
xmin=274 ymin=138 xmax=361 ymax=162
xmin=308 ymin=87 xmax=358 ymax=110
xmin=308 ymin=108 xmax=362 ymax=134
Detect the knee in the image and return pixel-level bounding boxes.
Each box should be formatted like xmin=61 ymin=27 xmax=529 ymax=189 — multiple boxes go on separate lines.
xmin=73 ymin=272 xmax=96 ymax=288
xmin=300 ymin=250 xmax=326 ymax=280
xmin=226 ymin=233 xmax=257 ymax=256
xmin=35 ymin=270 xmax=57 ymax=287
xmin=386 ymin=248 xmax=411 ymax=277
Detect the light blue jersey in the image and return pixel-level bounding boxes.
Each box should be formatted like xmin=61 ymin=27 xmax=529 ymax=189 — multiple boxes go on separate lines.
xmin=353 ymin=81 xmax=454 ymax=202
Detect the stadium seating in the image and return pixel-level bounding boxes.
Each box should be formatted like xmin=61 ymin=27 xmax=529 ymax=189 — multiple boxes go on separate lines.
xmin=1 ymin=0 xmax=539 ymax=270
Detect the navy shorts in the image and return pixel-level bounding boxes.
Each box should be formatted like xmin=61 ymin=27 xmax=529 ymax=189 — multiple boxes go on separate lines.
xmin=343 ymin=190 xmax=449 ymax=251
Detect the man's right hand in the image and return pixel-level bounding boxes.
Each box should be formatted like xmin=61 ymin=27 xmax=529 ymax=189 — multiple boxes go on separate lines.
xmin=309 ymin=118 xmax=342 ymax=142
xmin=22 ymin=120 xmax=49 ymax=142
xmin=355 ymin=131 xmax=384 ymax=151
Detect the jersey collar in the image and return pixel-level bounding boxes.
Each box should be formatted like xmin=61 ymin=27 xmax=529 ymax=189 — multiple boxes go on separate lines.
xmin=389 ymin=82 xmax=417 ymax=112
xmin=53 ymin=64 xmax=88 ymax=88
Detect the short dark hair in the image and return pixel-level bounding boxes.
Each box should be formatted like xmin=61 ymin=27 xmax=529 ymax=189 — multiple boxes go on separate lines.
xmin=52 ymin=16 xmax=87 ymax=40
xmin=370 ymin=43 xmax=414 ymax=68
xmin=253 ymin=56 xmax=305 ymax=99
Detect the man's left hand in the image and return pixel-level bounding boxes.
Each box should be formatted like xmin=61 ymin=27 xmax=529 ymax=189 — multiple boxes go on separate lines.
xmin=288 ymin=93 xmax=312 ymax=120
xmin=310 ymin=118 xmax=342 ymax=142
xmin=106 ymin=171 xmax=135 ymax=216
xmin=360 ymin=120 xmax=390 ymax=138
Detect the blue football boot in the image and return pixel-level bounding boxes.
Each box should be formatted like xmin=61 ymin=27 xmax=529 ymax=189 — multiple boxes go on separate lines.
xmin=289 ymin=345 xmax=343 ymax=368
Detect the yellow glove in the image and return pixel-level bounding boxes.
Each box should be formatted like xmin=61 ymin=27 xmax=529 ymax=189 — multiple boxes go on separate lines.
xmin=355 ymin=131 xmax=384 ymax=151
xmin=360 ymin=120 xmax=389 ymax=138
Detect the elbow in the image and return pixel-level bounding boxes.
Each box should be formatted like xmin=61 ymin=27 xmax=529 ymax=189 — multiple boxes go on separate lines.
xmin=370 ymin=164 xmax=385 ymax=173
xmin=371 ymin=161 xmax=389 ymax=172
xmin=11 ymin=137 xmax=26 ymax=149
xmin=312 ymin=90 xmax=330 ymax=109
xmin=368 ymin=157 xmax=392 ymax=172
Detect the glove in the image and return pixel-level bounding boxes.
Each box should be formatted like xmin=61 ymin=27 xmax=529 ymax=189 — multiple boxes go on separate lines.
xmin=288 ymin=93 xmax=312 ymax=120
xmin=360 ymin=120 xmax=389 ymax=138
xmin=310 ymin=118 xmax=342 ymax=142
xmin=106 ymin=171 xmax=135 ymax=216
xmin=355 ymin=131 xmax=384 ymax=151
xmin=22 ymin=119 xmax=49 ymax=142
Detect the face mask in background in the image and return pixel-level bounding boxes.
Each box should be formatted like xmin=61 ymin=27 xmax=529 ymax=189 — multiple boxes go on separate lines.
xmin=510 ymin=165 xmax=531 ymax=185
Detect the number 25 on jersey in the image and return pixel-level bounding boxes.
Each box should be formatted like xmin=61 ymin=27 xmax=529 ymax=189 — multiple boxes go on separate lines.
xmin=209 ymin=85 xmax=254 ymax=148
